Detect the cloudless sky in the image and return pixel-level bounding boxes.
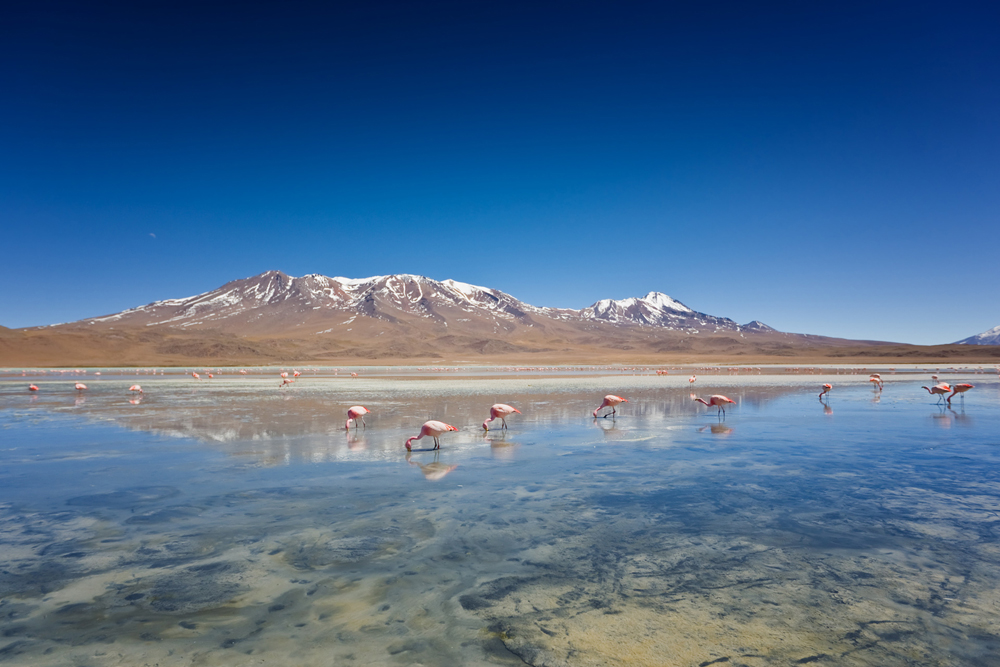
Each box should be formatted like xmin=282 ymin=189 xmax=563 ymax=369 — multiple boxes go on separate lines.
xmin=2 ymin=0 xmax=998 ymax=344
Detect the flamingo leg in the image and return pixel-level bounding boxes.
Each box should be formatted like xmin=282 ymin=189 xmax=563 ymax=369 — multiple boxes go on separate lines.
xmin=501 ymin=418 xmax=507 ymax=430
xmin=362 ymin=416 xmax=367 ymax=428
xmin=433 ymin=436 xmax=440 ymax=449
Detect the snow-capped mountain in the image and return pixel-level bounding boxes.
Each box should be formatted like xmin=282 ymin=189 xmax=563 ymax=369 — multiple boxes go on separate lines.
xmin=955 ymin=325 xmax=1000 ymax=345
xmin=740 ymin=320 xmax=777 ymax=333
xmin=78 ymin=271 xmax=544 ymax=334
xmin=59 ymin=270 xmax=774 ymax=338
xmin=576 ymin=292 xmax=741 ymax=333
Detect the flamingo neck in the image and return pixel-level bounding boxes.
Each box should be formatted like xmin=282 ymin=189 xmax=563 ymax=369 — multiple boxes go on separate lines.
xmin=695 ymin=398 xmax=710 ymax=406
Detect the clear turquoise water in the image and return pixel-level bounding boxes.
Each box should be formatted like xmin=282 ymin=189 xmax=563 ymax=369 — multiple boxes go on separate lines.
xmin=1 ymin=372 xmax=999 ymax=666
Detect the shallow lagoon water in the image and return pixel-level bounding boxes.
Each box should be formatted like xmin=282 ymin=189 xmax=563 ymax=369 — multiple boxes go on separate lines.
xmin=2 ymin=372 xmax=1000 ymax=666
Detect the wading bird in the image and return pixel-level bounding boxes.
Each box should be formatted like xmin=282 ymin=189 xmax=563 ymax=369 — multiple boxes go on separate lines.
xmin=28 ymin=384 xmax=38 ymax=391
xmin=75 ymin=383 xmax=87 ymax=391
xmin=922 ymin=383 xmax=951 ymax=404
xmin=947 ymin=383 xmax=974 ymax=404
xmin=593 ymin=395 xmax=628 ymax=418
xmin=869 ymin=376 xmax=883 ymax=391
xmin=694 ymin=394 xmax=736 ymax=416
xmin=483 ymin=404 xmax=521 ymax=431
xmin=129 ymin=385 xmax=142 ymax=394
xmin=405 ymin=421 xmax=458 ymax=451
xmin=689 ymin=375 xmax=697 ymax=384
xmin=345 ymin=405 xmax=371 ymax=429
xmin=819 ymin=383 xmax=832 ymax=398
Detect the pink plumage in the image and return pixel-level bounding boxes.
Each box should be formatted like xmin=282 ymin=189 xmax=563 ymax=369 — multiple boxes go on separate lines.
xmin=593 ymin=395 xmax=628 ymax=418
xmin=483 ymin=403 xmax=521 ymax=431
xmin=406 ymin=420 xmax=458 ymax=450
xmin=693 ymin=394 xmax=736 ymax=416
xmin=345 ymin=405 xmax=372 ymax=429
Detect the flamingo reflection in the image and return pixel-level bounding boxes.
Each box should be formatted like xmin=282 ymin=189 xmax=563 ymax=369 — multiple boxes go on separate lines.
xmin=485 ymin=430 xmax=520 ymax=459
xmin=405 ymin=452 xmax=458 ymax=481
xmin=346 ymin=431 xmax=367 ymax=451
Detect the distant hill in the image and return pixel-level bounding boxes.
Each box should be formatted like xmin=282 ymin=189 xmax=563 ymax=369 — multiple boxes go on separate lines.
xmin=4 ymin=271 xmax=999 ymax=366
xmin=955 ymin=325 xmax=1000 ymax=346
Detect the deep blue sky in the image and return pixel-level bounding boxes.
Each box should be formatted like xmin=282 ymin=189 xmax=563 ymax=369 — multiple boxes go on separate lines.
xmin=2 ymin=1 xmax=998 ymax=344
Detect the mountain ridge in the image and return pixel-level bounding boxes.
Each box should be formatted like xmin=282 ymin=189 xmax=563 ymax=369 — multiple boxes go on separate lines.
xmin=56 ymin=270 xmax=769 ymax=336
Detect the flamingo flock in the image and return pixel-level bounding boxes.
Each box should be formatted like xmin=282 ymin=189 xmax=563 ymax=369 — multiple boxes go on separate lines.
xmin=17 ymin=367 xmax=989 ymax=456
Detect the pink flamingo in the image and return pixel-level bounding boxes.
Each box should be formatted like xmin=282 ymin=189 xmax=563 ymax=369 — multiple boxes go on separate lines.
xmin=280 ymin=372 xmax=289 ymax=378
xmin=483 ymin=404 xmax=521 ymax=431
xmin=191 ymin=372 xmax=200 ymax=379
xmin=593 ymin=395 xmax=628 ymax=418
xmin=28 ymin=384 xmax=39 ymax=392
xmin=819 ymin=383 xmax=832 ymax=398
xmin=350 ymin=372 xmax=359 ymax=378
xmin=345 ymin=405 xmax=372 ymax=429
xmin=280 ymin=378 xmax=294 ymax=388
xmin=688 ymin=375 xmax=697 ymax=384
xmin=869 ymin=376 xmax=883 ymax=391
xmin=947 ymin=383 xmax=974 ymax=404
xmin=921 ymin=383 xmax=951 ymax=404
xmin=405 ymin=420 xmax=458 ymax=451
xmin=694 ymin=395 xmax=736 ymax=416
xmin=293 ymin=370 xmax=301 ymax=377
xmin=75 ymin=383 xmax=87 ymax=391
xmin=240 ymin=370 xmax=248 ymax=375
xmin=129 ymin=385 xmax=143 ymax=394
